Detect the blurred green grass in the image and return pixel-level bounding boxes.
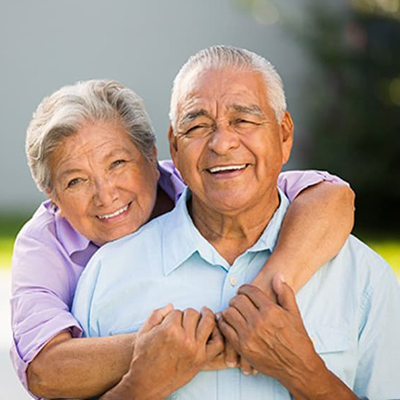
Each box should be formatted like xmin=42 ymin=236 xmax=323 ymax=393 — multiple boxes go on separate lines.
xmin=0 ymin=213 xmax=31 ymax=268
xmin=0 ymin=214 xmax=399 ymax=277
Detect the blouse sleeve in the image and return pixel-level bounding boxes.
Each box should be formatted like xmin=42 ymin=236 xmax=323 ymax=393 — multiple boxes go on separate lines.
xmin=10 ymin=211 xmax=83 ymax=396
xmin=277 ymin=170 xmax=350 ymax=202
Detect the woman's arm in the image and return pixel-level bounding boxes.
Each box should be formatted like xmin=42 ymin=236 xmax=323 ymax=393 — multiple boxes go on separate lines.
xmin=27 ymin=331 xmax=135 ymax=399
xmin=252 ymin=175 xmax=355 ymax=296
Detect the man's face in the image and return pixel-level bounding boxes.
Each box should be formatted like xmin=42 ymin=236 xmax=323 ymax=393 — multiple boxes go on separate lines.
xmin=169 ymin=67 xmax=294 ymax=215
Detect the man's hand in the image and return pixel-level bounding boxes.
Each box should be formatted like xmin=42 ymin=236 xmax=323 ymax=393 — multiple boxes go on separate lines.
xmin=217 ymin=275 xmax=324 ymax=387
xmin=105 ymin=305 xmax=222 ymax=400
xmin=202 ymin=330 xmax=257 ymax=375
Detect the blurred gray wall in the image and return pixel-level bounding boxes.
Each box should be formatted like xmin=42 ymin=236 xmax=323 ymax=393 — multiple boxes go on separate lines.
xmin=0 ymin=0 xmax=318 ymax=213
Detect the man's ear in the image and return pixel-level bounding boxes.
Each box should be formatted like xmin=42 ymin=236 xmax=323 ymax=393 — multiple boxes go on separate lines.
xmin=280 ymin=111 xmax=294 ymax=165
xmin=168 ymin=125 xmax=179 ymax=171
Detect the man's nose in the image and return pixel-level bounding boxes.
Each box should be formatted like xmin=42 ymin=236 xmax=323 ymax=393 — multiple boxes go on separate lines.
xmin=93 ymin=177 xmax=118 ymax=207
xmin=207 ymin=125 xmax=240 ymax=155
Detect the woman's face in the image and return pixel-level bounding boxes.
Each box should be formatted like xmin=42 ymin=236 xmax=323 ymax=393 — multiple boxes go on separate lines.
xmin=47 ymin=120 xmax=160 ymax=245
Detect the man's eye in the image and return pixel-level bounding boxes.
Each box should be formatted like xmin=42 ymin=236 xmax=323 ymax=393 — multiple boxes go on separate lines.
xmin=67 ymin=178 xmax=83 ymax=188
xmin=185 ymin=124 xmax=212 ymax=135
xmin=234 ymin=119 xmax=254 ymax=126
xmin=111 ymin=159 xmax=126 ymax=168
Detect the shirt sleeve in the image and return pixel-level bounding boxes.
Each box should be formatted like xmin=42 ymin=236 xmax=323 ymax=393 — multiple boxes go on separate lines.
xmin=10 ymin=226 xmax=83 ymax=395
xmin=354 ymin=263 xmax=400 ymax=399
xmin=277 ymin=170 xmax=350 ymax=202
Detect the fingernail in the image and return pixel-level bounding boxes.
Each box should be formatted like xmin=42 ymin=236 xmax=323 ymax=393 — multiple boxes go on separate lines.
xmin=252 ymin=369 xmax=259 ymax=375
xmin=243 ymin=370 xmax=250 ymax=376
xmin=279 ymin=274 xmax=286 ymax=283
xmin=215 ymin=312 xmax=222 ymax=321
xmin=226 ymin=362 xmax=236 ymax=368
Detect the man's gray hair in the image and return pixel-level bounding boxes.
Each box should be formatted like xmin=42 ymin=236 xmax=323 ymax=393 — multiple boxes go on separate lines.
xmin=26 ymin=79 xmax=156 ymax=193
xmin=169 ymin=45 xmax=287 ymax=133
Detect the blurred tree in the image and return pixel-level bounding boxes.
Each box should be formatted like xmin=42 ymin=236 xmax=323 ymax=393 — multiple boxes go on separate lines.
xmin=232 ymin=0 xmax=400 ymax=230
xmin=299 ymin=0 xmax=400 ymax=231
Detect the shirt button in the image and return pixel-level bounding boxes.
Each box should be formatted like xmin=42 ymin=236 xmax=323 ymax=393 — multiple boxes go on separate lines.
xmin=230 ymin=277 xmax=238 ymax=286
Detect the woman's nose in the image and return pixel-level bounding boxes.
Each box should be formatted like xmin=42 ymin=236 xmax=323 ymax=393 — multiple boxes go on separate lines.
xmin=93 ymin=177 xmax=118 ymax=207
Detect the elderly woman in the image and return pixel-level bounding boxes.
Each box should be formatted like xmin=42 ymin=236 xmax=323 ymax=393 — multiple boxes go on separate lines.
xmin=11 ymin=80 xmax=354 ymax=400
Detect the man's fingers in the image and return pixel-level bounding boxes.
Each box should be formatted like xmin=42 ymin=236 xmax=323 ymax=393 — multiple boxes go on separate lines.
xmin=229 ymin=294 xmax=257 ymax=322
xmin=206 ymin=326 xmax=224 ymax=360
xmin=272 ymin=273 xmax=300 ymax=315
xmin=139 ymin=303 xmax=174 ymax=333
xmin=183 ymin=308 xmax=200 ymax=339
xmin=216 ymin=315 xmax=240 ymax=355
xmin=196 ymin=307 xmax=216 ymax=344
xmin=221 ymin=306 xmax=247 ymax=333
xmin=239 ymin=357 xmax=253 ymax=376
xmin=237 ymin=284 xmax=271 ymax=309
xmin=223 ymin=339 xmax=239 ymax=368
xmin=163 ymin=309 xmax=184 ymax=327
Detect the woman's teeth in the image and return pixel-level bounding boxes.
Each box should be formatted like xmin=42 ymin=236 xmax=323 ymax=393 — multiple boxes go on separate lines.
xmin=97 ymin=204 xmax=129 ymax=220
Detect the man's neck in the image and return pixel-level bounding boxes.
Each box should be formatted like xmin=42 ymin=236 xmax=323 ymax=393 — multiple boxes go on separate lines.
xmin=189 ymin=189 xmax=280 ymax=265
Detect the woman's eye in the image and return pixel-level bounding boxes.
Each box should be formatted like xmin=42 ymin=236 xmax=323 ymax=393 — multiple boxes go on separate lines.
xmin=111 ymin=159 xmax=126 ymax=168
xmin=67 ymin=178 xmax=82 ymax=188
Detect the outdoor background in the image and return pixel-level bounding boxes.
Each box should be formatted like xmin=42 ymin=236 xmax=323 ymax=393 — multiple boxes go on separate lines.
xmin=1 ymin=0 xmax=399 ymax=398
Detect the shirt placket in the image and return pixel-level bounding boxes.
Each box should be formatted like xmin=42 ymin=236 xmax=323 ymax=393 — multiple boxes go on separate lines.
xmin=218 ymin=257 xmax=247 ymax=400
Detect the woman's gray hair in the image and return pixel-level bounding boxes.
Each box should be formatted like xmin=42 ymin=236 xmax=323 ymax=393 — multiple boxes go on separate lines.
xmin=169 ymin=45 xmax=287 ymax=133
xmin=26 ymin=79 xmax=156 ymax=193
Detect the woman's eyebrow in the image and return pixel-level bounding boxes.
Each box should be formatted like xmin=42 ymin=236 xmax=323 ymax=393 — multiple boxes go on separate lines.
xmin=59 ymin=168 xmax=84 ymax=180
xmin=103 ymin=148 xmax=131 ymax=159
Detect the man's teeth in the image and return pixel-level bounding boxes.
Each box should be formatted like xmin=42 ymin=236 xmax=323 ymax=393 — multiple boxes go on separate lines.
xmin=208 ymin=164 xmax=247 ymax=173
xmin=98 ymin=204 xmax=129 ymax=220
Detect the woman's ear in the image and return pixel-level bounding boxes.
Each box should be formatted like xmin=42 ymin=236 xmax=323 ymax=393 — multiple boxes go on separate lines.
xmin=46 ymin=189 xmax=63 ymax=216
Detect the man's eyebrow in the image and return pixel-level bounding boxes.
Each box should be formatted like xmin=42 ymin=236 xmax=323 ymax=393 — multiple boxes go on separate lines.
xmin=230 ymin=104 xmax=264 ymax=117
xmin=179 ymin=109 xmax=211 ymax=125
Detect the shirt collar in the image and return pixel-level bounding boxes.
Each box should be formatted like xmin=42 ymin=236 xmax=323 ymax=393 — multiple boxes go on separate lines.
xmin=245 ymin=187 xmax=290 ymax=253
xmin=162 ymin=187 xmax=290 ymax=276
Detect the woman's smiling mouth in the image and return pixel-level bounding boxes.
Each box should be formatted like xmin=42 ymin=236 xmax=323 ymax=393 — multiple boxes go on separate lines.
xmin=97 ymin=202 xmax=131 ymax=220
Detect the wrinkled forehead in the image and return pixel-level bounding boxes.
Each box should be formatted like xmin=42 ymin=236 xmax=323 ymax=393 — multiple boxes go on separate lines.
xmin=176 ymin=66 xmax=270 ymax=121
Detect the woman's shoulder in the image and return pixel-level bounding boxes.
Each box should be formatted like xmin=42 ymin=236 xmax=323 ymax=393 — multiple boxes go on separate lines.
xmin=17 ymin=199 xmax=58 ymax=240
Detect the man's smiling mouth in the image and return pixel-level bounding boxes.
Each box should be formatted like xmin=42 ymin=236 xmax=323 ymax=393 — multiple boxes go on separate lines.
xmin=207 ymin=164 xmax=248 ymax=174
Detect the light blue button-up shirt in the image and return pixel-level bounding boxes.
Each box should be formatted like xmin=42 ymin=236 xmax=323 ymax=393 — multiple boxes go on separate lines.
xmin=73 ymin=188 xmax=400 ymax=400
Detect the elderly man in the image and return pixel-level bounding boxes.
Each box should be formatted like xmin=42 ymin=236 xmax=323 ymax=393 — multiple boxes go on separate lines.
xmin=73 ymin=46 xmax=400 ymax=400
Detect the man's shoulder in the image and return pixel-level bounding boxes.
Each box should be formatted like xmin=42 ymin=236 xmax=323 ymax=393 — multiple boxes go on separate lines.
xmin=92 ymin=211 xmax=171 ymax=264
xmin=341 ymin=235 xmax=391 ymax=272
xmin=327 ymin=234 xmax=396 ymax=291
